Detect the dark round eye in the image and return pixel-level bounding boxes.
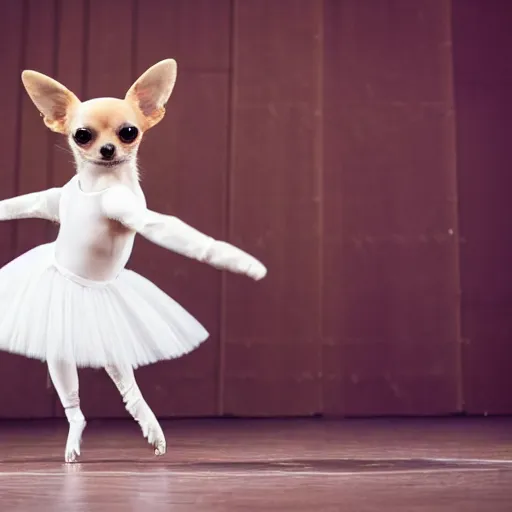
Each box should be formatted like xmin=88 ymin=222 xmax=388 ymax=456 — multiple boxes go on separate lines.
xmin=73 ymin=128 xmax=93 ymax=145
xmin=118 ymin=126 xmax=139 ymax=143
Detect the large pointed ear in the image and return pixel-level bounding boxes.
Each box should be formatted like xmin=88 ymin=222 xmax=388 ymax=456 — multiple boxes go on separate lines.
xmin=21 ymin=71 xmax=80 ymax=134
xmin=125 ymin=59 xmax=177 ymax=130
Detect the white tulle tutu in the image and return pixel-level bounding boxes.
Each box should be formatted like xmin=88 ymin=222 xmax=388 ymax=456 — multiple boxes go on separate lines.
xmin=0 ymin=242 xmax=209 ymax=369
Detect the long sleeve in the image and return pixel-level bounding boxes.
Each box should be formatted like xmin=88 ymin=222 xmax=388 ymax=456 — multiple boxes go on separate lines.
xmin=0 ymin=187 xmax=61 ymax=223
xmin=101 ymin=185 xmax=267 ymax=280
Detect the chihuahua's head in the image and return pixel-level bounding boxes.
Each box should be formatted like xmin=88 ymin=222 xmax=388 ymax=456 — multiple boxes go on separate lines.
xmin=21 ymin=59 xmax=177 ymax=171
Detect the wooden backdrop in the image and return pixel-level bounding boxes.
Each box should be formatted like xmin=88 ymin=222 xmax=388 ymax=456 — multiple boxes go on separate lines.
xmin=0 ymin=0 xmax=510 ymax=419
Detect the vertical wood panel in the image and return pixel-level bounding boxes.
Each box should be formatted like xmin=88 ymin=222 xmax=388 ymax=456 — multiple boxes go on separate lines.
xmin=453 ymin=0 xmax=512 ymax=414
xmin=17 ymin=0 xmax=58 ymax=253
xmin=52 ymin=0 xmax=86 ymax=186
xmin=85 ymin=0 xmax=133 ymax=99
xmin=322 ymin=0 xmax=461 ymax=415
xmin=0 ymin=0 xmax=55 ymax=418
xmin=224 ymin=0 xmax=323 ymax=416
xmin=0 ymin=0 xmax=23 ymax=267
xmin=0 ymin=0 xmax=29 ymax=417
xmin=133 ymin=0 xmax=231 ymax=417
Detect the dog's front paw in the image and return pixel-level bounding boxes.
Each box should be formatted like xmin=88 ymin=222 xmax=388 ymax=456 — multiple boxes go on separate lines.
xmin=246 ymin=260 xmax=267 ymax=281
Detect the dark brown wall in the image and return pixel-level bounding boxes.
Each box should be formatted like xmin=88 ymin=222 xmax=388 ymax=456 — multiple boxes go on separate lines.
xmin=453 ymin=0 xmax=512 ymax=414
xmin=223 ymin=0 xmax=324 ymax=416
xmin=0 ymin=0 xmax=508 ymax=418
xmin=323 ymin=0 xmax=461 ymax=416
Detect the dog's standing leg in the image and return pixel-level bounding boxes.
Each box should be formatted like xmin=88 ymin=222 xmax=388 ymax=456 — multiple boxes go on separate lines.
xmin=47 ymin=358 xmax=86 ymax=463
xmin=105 ymin=364 xmax=166 ymax=456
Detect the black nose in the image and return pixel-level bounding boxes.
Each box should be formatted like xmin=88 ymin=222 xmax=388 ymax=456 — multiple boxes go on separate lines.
xmin=100 ymin=143 xmax=116 ymax=160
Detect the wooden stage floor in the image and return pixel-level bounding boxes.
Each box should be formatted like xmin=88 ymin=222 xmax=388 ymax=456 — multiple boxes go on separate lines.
xmin=0 ymin=418 xmax=511 ymax=511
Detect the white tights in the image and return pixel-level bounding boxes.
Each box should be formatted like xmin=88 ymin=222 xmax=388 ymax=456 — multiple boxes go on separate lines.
xmin=47 ymin=358 xmax=166 ymax=462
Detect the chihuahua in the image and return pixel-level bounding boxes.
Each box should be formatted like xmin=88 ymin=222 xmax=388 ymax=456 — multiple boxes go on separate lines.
xmin=10 ymin=59 xmax=266 ymax=462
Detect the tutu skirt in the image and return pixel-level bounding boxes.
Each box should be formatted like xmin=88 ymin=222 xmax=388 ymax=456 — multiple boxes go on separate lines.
xmin=0 ymin=243 xmax=209 ymax=369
